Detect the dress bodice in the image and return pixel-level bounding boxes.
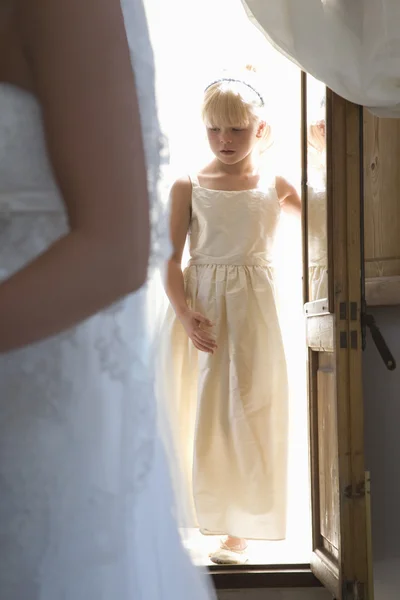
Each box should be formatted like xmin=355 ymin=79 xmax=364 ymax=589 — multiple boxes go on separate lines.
xmin=189 ymin=178 xmax=280 ymax=267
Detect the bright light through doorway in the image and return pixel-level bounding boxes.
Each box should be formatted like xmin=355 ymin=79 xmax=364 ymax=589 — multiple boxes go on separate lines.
xmin=146 ymin=0 xmax=312 ymax=566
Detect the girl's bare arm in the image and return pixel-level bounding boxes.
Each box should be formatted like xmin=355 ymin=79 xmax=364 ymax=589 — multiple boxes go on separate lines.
xmin=276 ymin=175 xmax=301 ymax=215
xmin=165 ymin=177 xmax=216 ymax=352
xmin=165 ymin=177 xmax=192 ymax=317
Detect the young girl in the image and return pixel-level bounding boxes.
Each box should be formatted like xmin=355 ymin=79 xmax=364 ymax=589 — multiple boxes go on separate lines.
xmin=163 ymin=73 xmax=301 ymax=565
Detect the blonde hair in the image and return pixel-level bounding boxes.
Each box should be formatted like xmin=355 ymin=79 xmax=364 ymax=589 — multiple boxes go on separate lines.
xmin=201 ymin=77 xmax=272 ymax=148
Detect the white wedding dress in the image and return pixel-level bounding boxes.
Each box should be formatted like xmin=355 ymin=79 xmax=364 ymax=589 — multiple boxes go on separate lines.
xmin=0 ymin=1 xmax=215 ymax=599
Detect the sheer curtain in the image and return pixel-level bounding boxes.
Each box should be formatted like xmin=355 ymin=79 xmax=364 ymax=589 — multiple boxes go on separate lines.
xmin=242 ymin=0 xmax=400 ymax=117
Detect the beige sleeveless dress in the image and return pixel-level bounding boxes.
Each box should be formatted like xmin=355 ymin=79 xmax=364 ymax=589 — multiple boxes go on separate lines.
xmin=163 ymin=174 xmax=289 ymax=540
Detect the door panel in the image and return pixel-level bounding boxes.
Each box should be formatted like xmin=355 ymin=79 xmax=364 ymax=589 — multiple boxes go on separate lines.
xmin=303 ymin=74 xmax=371 ymax=599
xmin=317 ymin=352 xmax=339 ymax=553
xmin=364 ymin=112 xmax=400 ymax=305
xmin=346 ymin=103 xmax=369 ymax=594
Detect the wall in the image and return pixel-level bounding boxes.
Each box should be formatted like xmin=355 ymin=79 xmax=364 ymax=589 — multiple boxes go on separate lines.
xmin=364 ymin=306 xmax=400 ymax=600
xmin=218 ymin=589 xmax=330 ymax=600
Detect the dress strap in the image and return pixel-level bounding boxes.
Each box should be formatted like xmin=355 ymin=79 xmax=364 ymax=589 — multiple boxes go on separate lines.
xmin=258 ymin=170 xmax=276 ymax=192
xmin=189 ymin=173 xmax=200 ymax=187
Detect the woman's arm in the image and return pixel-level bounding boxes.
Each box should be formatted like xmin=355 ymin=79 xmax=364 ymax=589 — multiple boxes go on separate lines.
xmin=276 ymin=175 xmax=301 ymax=216
xmin=164 ymin=177 xmax=192 ymax=318
xmin=0 ymin=0 xmax=150 ymax=352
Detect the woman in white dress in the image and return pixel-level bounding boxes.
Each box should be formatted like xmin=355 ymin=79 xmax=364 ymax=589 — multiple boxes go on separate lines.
xmin=0 ymin=1 xmax=215 ymax=599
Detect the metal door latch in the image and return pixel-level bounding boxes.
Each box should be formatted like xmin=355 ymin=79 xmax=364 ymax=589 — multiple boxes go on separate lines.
xmin=362 ymin=312 xmax=396 ymax=371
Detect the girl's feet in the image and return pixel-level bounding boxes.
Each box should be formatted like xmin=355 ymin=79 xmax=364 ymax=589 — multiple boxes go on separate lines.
xmin=209 ymin=536 xmax=248 ymax=565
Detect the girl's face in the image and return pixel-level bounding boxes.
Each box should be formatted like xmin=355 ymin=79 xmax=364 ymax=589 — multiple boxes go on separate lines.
xmin=206 ymin=119 xmax=265 ymax=165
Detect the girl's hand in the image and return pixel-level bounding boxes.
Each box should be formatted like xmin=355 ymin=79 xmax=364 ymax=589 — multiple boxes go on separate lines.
xmin=178 ymin=309 xmax=217 ymax=354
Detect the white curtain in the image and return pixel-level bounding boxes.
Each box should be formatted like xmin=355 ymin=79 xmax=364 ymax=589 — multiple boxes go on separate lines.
xmin=242 ymin=0 xmax=400 ymax=117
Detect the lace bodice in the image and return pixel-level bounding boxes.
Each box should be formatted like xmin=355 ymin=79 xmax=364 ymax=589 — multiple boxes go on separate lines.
xmin=0 ymin=1 xmax=170 ymax=276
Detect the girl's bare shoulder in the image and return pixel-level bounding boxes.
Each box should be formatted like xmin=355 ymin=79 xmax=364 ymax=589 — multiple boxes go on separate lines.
xmin=169 ymin=176 xmax=192 ymax=210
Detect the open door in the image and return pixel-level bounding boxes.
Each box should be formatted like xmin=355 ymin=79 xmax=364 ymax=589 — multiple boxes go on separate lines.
xmin=302 ymin=73 xmax=373 ymax=600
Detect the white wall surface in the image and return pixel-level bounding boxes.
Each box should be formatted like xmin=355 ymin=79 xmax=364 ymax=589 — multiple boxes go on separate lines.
xmin=217 ymin=588 xmax=331 ymax=599
xmin=364 ymin=307 xmax=400 ymax=600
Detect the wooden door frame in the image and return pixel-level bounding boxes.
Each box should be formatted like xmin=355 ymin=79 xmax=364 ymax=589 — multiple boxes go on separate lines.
xmin=306 ymin=89 xmax=369 ymax=599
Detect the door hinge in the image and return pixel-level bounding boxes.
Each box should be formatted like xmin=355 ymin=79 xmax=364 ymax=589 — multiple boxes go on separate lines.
xmin=350 ymin=330 xmax=358 ymax=350
xmin=344 ymin=480 xmax=365 ymax=499
xmin=340 ymin=331 xmax=348 ymax=349
xmin=343 ymin=580 xmax=366 ymax=600
xmin=340 ymin=302 xmax=347 ymax=320
xmin=350 ymin=302 xmax=358 ymax=321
